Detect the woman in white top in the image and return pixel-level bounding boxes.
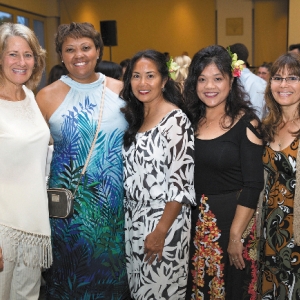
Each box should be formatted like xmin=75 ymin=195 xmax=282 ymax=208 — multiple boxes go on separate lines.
xmin=0 ymin=23 xmax=52 ymax=299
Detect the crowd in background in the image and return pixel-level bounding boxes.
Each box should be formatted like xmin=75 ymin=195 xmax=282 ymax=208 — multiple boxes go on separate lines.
xmin=1 ymin=21 xmax=300 ymax=300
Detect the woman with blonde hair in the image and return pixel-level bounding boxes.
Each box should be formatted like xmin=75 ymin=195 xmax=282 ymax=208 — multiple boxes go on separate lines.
xmin=0 ymin=22 xmax=52 ymax=299
xmin=174 ymin=55 xmax=191 ymax=88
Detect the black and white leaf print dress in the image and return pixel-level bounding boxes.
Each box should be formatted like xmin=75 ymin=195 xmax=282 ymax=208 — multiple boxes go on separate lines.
xmin=123 ymin=109 xmax=195 ymax=300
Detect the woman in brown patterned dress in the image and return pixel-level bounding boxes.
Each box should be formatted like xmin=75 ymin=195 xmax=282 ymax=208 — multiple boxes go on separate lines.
xmin=258 ymin=53 xmax=300 ymax=299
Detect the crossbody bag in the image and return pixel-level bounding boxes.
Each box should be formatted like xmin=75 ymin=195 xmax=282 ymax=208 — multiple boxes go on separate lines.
xmin=48 ymin=77 xmax=106 ymax=218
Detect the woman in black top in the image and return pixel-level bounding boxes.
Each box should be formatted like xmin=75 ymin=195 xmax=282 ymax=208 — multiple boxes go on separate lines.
xmin=184 ymin=45 xmax=264 ymax=300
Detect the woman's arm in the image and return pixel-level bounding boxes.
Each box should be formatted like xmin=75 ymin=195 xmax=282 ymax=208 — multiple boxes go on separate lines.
xmin=144 ymin=201 xmax=182 ymax=264
xmin=36 ymin=80 xmax=70 ymax=123
xmin=0 ymin=247 xmax=3 ymax=270
xmin=228 ymin=205 xmax=255 ymax=269
xmin=228 ymin=119 xmax=264 ymax=270
xmin=106 ymin=76 xmax=123 ymax=95
xmin=144 ymin=111 xmax=195 ymax=265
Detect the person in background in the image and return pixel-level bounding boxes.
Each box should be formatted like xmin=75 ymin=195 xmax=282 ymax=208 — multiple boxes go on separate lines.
xmin=120 ymin=58 xmax=130 ymax=79
xmin=288 ymin=43 xmax=300 ymax=55
xmin=121 ymin=49 xmax=195 ymax=300
xmin=229 ymin=43 xmax=267 ymax=119
xmin=184 ymin=45 xmax=264 ymax=299
xmin=257 ymin=62 xmax=272 ymax=82
xmin=36 ymin=22 xmax=129 ymax=299
xmin=174 ymin=55 xmax=191 ymax=90
xmin=47 ymin=63 xmax=68 ymax=85
xmin=95 ymin=60 xmax=122 ymax=80
xmin=0 ymin=22 xmax=52 ymax=299
xmin=257 ymin=53 xmax=300 ymax=299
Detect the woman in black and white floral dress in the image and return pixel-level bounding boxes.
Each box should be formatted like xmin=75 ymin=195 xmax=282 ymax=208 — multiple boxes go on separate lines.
xmin=121 ymin=49 xmax=195 ymax=300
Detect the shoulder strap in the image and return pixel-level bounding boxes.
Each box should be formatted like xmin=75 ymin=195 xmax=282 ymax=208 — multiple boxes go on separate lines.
xmin=72 ymin=77 xmax=106 ymax=196
xmin=245 ymin=119 xmax=262 ymax=139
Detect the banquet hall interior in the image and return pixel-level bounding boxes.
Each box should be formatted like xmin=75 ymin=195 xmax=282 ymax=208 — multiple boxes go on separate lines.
xmin=0 ymin=0 xmax=297 ymax=88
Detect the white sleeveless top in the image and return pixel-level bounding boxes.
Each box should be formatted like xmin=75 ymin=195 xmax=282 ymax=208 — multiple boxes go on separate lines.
xmin=0 ymin=85 xmax=52 ymax=268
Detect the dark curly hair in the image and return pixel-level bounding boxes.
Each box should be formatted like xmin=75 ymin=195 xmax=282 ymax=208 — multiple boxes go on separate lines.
xmin=183 ymin=45 xmax=258 ymax=132
xmin=120 ymin=49 xmax=186 ymax=148
xmin=262 ymin=53 xmax=300 ymax=142
xmin=55 ymin=22 xmax=104 ymax=62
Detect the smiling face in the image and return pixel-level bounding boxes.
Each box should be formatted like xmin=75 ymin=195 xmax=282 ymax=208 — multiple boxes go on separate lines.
xmin=61 ymin=36 xmax=100 ymax=83
xmin=271 ymin=67 xmax=300 ymax=110
xmin=0 ymin=36 xmax=35 ymax=87
xmin=130 ymin=58 xmax=167 ymax=105
xmin=196 ymin=63 xmax=232 ymax=110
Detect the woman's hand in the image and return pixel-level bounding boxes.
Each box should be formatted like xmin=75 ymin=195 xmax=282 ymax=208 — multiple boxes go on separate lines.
xmin=228 ymin=238 xmax=245 ymax=270
xmin=0 ymin=247 xmax=3 ymax=270
xmin=143 ymin=201 xmax=183 ymax=265
xmin=144 ymin=228 xmax=166 ymax=265
xmin=228 ymin=205 xmax=255 ymax=270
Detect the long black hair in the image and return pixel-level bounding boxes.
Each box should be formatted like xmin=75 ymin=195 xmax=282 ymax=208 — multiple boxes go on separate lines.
xmin=120 ymin=49 xmax=186 ymax=147
xmin=183 ymin=45 xmax=258 ymax=132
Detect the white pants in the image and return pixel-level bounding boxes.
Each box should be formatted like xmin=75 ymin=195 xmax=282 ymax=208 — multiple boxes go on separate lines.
xmin=0 ymin=245 xmax=41 ymax=300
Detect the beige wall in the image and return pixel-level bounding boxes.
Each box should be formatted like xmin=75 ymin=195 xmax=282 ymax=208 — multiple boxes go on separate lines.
xmin=0 ymin=0 xmax=292 ymax=70
xmin=59 ymin=0 xmax=216 ymax=63
xmin=216 ymin=0 xmax=253 ymax=63
xmin=289 ymin=0 xmax=300 ymax=46
xmin=216 ymin=0 xmax=288 ymax=68
xmin=254 ymin=0 xmax=288 ymax=67
xmin=0 ymin=0 xmax=59 ymax=16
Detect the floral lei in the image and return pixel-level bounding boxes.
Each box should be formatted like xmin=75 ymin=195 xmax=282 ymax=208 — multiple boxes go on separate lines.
xmin=227 ymin=47 xmax=244 ymax=77
xmin=166 ymin=57 xmax=180 ymax=80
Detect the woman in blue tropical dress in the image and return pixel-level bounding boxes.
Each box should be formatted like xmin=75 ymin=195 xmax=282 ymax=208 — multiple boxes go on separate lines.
xmin=37 ymin=22 xmax=129 ymax=299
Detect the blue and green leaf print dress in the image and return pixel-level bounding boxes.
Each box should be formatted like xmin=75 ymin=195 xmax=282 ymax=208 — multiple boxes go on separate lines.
xmin=44 ymin=74 xmax=130 ymax=299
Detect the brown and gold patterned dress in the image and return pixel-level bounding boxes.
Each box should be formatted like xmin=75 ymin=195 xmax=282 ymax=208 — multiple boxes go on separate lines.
xmin=258 ymin=139 xmax=300 ymax=299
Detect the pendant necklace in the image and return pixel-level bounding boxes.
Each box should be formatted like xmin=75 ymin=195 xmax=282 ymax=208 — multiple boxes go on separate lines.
xmin=277 ymin=117 xmax=300 ymax=149
xmin=204 ymin=115 xmax=222 ymax=128
xmin=205 ymin=119 xmax=213 ymax=128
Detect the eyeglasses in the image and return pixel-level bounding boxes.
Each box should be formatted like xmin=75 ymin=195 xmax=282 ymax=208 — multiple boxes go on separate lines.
xmin=271 ymin=76 xmax=300 ymax=84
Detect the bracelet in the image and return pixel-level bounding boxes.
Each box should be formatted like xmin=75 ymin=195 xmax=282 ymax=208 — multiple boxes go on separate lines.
xmin=230 ymin=238 xmax=244 ymax=243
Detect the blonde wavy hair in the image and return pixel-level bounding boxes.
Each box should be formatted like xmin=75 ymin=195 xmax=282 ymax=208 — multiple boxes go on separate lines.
xmin=0 ymin=23 xmax=46 ymax=90
xmin=174 ymin=55 xmax=191 ymax=84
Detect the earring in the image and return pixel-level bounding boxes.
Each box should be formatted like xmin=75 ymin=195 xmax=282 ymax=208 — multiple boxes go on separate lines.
xmin=62 ymin=60 xmax=64 ymax=63
xmin=162 ymin=87 xmax=165 ymax=92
